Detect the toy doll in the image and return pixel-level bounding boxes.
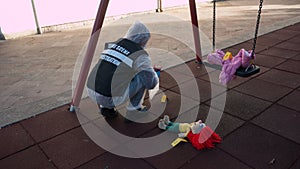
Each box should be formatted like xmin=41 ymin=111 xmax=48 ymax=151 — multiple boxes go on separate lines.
xmin=158 ymin=115 xmax=221 ymax=150
xmin=207 ymin=48 xmax=255 ymax=85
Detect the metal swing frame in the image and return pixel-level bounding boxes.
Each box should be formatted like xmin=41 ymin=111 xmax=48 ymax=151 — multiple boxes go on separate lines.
xmin=70 ymin=0 xmax=264 ymax=111
xmin=70 ymin=0 xmax=202 ymax=111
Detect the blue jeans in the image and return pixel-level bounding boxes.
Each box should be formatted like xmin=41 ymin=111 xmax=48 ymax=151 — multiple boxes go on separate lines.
xmin=87 ymin=73 xmax=146 ymax=110
xmin=127 ymin=73 xmax=146 ymax=110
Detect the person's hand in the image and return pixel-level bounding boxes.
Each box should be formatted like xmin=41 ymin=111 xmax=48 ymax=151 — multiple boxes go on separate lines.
xmin=153 ymin=65 xmax=162 ymax=77
xmin=156 ymin=71 xmax=160 ymax=77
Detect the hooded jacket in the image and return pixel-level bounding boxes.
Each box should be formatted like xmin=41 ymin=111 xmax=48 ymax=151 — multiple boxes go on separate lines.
xmin=87 ymin=21 xmax=158 ymax=97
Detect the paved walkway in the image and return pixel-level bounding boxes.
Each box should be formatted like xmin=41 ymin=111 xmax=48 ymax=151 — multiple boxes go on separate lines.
xmin=0 ymin=0 xmax=300 ymax=169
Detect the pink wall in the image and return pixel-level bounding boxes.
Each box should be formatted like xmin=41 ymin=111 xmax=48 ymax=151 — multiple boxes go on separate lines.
xmin=35 ymin=0 xmax=100 ymax=27
xmin=0 ymin=0 xmax=36 ymax=34
xmin=0 ymin=0 xmax=205 ymax=36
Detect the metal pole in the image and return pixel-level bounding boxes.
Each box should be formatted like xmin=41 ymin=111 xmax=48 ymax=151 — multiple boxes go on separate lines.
xmin=31 ymin=0 xmax=42 ymax=34
xmin=0 ymin=27 xmax=5 ymax=40
xmin=156 ymin=0 xmax=163 ymax=12
xmin=70 ymin=0 xmax=110 ymax=112
xmin=212 ymin=0 xmax=216 ymax=51
xmin=189 ymin=0 xmax=202 ymax=63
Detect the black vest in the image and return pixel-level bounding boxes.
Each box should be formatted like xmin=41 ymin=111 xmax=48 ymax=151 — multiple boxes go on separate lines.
xmin=87 ymin=38 xmax=147 ymax=97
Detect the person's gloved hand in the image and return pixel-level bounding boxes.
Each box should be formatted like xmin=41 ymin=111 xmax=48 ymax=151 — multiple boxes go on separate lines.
xmin=153 ymin=65 xmax=162 ymax=78
xmin=156 ymin=71 xmax=160 ymax=77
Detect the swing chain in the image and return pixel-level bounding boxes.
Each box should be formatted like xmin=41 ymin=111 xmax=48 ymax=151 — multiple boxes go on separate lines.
xmin=251 ymin=0 xmax=264 ymax=58
xmin=212 ymin=0 xmax=216 ymax=51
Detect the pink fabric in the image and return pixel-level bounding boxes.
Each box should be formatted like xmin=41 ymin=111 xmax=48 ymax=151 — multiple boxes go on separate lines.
xmin=207 ymin=49 xmax=255 ymax=85
xmin=219 ymin=49 xmax=255 ymax=85
xmin=241 ymin=49 xmax=255 ymax=68
xmin=219 ymin=56 xmax=242 ymax=85
xmin=207 ymin=49 xmax=225 ymax=65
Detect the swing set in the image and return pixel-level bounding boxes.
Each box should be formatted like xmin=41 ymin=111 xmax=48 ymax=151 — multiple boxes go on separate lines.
xmin=70 ymin=0 xmax=264 ymax=111
xmin=203 ymin=0 xmax=263 ymax=77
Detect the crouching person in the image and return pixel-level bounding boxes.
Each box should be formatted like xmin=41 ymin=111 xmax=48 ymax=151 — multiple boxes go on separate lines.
xmin=86 ymin=21 xmax=158 ymax=122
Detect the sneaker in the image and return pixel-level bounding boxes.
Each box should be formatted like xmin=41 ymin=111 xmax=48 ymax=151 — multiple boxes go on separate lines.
xmin=124 ymin=106 xmax=148 ymax=123
xmin=100 ymin=108 xmax=118 ymax=119
xmin=158 ymin=119 xmax=167 ymax=130
xmin=136 ymin=106 xmax=148 ymax=112
xmin=162 ymin=115 xmax=170 ymax=125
